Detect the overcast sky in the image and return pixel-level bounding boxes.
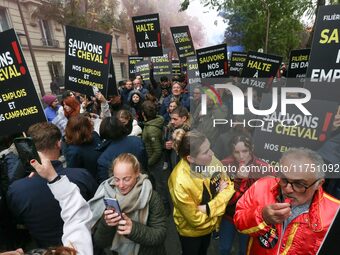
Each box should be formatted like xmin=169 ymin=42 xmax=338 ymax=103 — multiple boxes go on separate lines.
xmin=185 ymin=0 xmax=227 ymax=47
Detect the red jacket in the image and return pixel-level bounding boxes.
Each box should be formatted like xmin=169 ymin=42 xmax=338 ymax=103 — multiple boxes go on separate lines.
xmin=221 ymin=156 xmax=269 ymax=221
xmin=234 ymin=177 xmax=340 ymax=255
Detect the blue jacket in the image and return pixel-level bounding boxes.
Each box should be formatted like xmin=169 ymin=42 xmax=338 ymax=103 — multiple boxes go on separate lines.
xmin=6 ymin=160 xmax=98 ymax=248
xmin=159 ymin=93 xmax=190 ymax=115
xmin=64 ymin=132 xmax=102 ymax=181
xmin=97 ymin=136 xmax=148 ymax=183
xmin=44 ymin=105 xmax=60 ymax=122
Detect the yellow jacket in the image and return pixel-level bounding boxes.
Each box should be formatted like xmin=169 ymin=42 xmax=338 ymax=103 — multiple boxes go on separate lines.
xmin=168 ymin=157 xmax=235 ymax=237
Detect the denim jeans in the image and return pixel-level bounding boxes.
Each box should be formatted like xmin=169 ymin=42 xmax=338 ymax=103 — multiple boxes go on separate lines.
xmin=219 ymin=218 xmax=248 ymax=255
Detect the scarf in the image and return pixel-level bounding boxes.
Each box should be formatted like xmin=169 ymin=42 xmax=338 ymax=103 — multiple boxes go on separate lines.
xmin=88 ymin=174 xmax=152 ymax=254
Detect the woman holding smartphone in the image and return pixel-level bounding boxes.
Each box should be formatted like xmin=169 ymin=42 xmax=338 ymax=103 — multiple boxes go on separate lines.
xmin=89 ymin=153 xmax=167 ymax=255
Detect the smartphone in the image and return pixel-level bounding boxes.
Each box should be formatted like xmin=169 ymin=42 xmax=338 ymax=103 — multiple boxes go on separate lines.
xmin=103 ymin=198 xmax=122 ymax=215
xmin=92 ymin=86 xmax=99 ymax=96
xmin=14 ymin=137 xmax=41 ymax=172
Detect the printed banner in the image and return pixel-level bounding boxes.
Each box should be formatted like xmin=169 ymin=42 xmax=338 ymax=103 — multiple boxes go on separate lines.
xmin=0 ymin=29 xmax=46 ymax=135
xmin=286 ymin=49 xmax=310 ymax=87
xmin=253 ymin=94 xmax=337 ymax=165
xmin=304 ymin=5 xmax=340 ymax=102
xmin=128 ymin=56 xmax=144 ymax=79
xmin=132 ymin=13 xmax=163 ymax=57
xmin=170 ymin=26 xmax=195 ymax=64
xmin=64 ymin=26 xmax=112 ymax=96
xmin=229 ymin=51 xmax=247 ymax=77
xmin=196 ymin=43 xmax=228 ymax=79
xmin=240 ymin=51 xmax=282 ymax=91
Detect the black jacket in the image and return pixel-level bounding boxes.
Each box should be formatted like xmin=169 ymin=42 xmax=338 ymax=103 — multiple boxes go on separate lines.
xmin=6 ymin=160 xmax=98 ymax=248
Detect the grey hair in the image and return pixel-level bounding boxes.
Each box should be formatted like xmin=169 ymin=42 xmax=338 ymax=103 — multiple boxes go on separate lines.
xmin=280 ymin=147 xmax=325 ymax=179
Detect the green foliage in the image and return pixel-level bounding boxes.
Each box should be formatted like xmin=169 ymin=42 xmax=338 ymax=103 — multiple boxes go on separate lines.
xmin=36 ymin=0 xmax=127 ymax=33
xmin=181 ymin=0 xmax=314 ymax=59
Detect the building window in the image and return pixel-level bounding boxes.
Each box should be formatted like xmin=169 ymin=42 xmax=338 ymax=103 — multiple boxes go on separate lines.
xmin=120 ymin=62 xmax=127 ymax=79
xmin=115 ymin=34 xmax=120 ymax=49
xmin=48 ymin=61 xmax=64 ymax=85
xmin=40 ymin=19 xmax=58 ymax=47
xmin=0 ymin=8 xmax=10 ymax=32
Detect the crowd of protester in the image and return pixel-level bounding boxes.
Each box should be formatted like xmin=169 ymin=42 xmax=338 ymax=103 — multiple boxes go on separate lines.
xmin=0 ymin=65 xmax=339 ymax=255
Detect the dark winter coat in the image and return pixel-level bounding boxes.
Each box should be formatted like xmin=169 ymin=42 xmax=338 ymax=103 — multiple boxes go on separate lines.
xmin=6 ymin=160 xmax=97 ymax=248
xmin=142 ymin=116 xmax=164 ymax=166
xmin=64 ymin=131 xmax=102 ymax=181
xmin=93 ymin=191 xmax=167 ymax=255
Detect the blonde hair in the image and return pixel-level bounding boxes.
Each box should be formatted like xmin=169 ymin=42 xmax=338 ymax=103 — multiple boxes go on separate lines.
xmin=111 ymin=153 xmax=140 ymax=174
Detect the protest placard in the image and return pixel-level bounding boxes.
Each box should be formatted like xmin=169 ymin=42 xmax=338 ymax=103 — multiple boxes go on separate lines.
xmin=229 ymin=51 xmax=247 ymax=77
xmin=240 ymin=51 xmax=282 ymax=91
xmin=304 ymin=5 xmax=340 ymax=102
xmin=170 ymin=26 xmax=195 ymax=64
xmin=132 ymin=13 xmax=163 ymax=57
xmin=128 ymin=56 xmax=144 ymax=79
xmin=64 ymin=26 xmax=112 ymax=96
xmin=135 ymin=60 xmax=150 ymax=81
xmin=253 ymin=94 xmax=337 ymax=165
xmin=186 ymin=56 xmax=201 ymax=86
xmin=286 ymin=49 xmax=310 ymax=87
xmin=0 ymin=29 xmax=46 ymax=135
xmin=172 ymin=60 xmax=181 ymax=75
xmin=196 ymin=43 xmax=228 ymax=79
xmin=151 ymin=50 xmax=171 ymax=81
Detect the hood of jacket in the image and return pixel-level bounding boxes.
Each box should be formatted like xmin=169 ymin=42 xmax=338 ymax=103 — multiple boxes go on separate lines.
xmin=144 ymin=115 xmax=164 ymax=130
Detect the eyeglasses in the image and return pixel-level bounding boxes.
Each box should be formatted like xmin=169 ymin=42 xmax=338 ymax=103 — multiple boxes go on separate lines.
xmin=278 ymin=178 xmax=320 ymax=193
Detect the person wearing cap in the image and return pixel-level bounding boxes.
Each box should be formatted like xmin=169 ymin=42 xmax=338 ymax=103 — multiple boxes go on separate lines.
xmin=42 ymin=94 xmax=60 ymax=122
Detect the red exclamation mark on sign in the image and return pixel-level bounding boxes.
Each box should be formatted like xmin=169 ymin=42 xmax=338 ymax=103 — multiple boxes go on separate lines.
xmin=11 ymin=41 xmax=26 ymax=75
xmin=319 ymin=112 xmax=333 ymax=142
xmin=103 ymin=42 xmax=110 ymax=64
xmin=157 ymin=32 xmax=161 ymax=47
xmin=224 ymin=61 xmax=228 ymax=75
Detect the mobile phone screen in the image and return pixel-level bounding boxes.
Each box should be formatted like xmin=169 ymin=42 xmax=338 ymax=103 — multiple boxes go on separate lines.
xmin=14 ymin=137 xmax=41 ymax=172
xmin=92 ymin=86 xmax=99 ymax=96
xmin=103 ymin=198 xmax=122 ymax=215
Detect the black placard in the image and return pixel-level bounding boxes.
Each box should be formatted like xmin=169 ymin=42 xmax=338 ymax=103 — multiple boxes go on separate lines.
xmin=240 ymin=51 xmax=282 ymax=91
xmin=107 ymin=57 xmax=118 ymax=96
xmin=196 ymin=44 xmax=228 ymax=79
xmin=253 ymin=94 xmax=337 ymax=165
xmin=0 ymin=29 xmax=46 ymax=135
xmin=128 ymin=56 xmax=144 ymax=79
xmin=229 ymin=51 xmax=247 ymax=77
xmin=64 ymin=26 xmax=112 ymax=96
xmin=304 ymin=5 xmax=340 ymax=102
xmin=151 ymin=51 xmax=172 ymax=81
xmin=132 ymin=13 xmax=163 ymax=57
xmin=135 ymin=60 xmax=150 ymax=81
xmin=172 ymin=60 xmax=181 ymax=75
xmin=286 ymin=49 xmax=310 ymax=87
xmin=170 ymin=26 xmax=195 ymax=64
xmin=186 ymin=56 xmax=201 ymax=85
